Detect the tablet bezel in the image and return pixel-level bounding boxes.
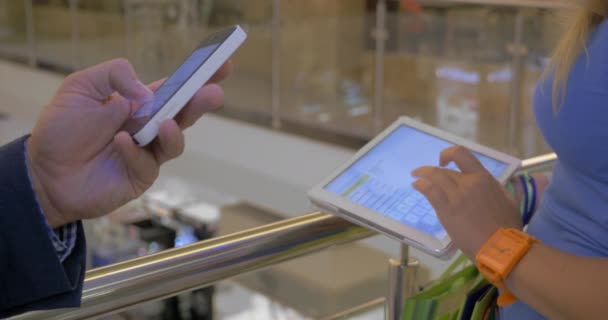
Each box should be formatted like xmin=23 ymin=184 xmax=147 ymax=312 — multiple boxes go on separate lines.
xmin=308 ymin=116 xmax=521 ymax=258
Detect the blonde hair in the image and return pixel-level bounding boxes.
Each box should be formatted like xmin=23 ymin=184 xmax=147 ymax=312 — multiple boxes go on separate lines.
xmin=547 ymin=1 xmax=607 ymax=108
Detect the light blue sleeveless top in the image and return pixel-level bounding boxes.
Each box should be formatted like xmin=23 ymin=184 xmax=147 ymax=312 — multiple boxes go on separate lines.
xmin=502 ymin=18 xmax=608 ymax=319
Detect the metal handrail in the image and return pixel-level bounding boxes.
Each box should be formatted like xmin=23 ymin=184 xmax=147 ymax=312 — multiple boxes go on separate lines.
xmin=520 ymin=152 xmax=558 ymax=172
xmin=14 ymin=212 xmax=373 ymax=320
xmin=14 ymin=153 xmax=557 ymax=320
xmin=419 ymin=0 xmax=570 ymax=9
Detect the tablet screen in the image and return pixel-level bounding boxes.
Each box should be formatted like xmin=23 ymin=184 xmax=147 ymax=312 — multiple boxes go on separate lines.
xmin=324 ymin=125 xmax=510 ymax=239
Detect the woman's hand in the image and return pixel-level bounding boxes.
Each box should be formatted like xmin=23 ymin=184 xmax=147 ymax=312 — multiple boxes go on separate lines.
xmin=26 ymin=58 xmax=232 ymax=228
xmin=412 ymin=146 xmax=522 ymax=260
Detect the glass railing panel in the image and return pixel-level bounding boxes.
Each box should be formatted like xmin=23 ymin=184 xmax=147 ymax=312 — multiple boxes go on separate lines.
xmin=0 ymin=0 xmax=564 ymax=157
xmin=206 ymin=0 xmax=274 ymax=120
xmin=124 ymin=0 xmax=197 ymax=83
xmin=517 ymin=8 xmax=559 ymax=158
xmin=0 ymin=1 xmax=31 ymax=64
xmin=31 ymin=0 xmax=78 ymax=70
xmin=381 ymin=5 xmax=559 ymax=158
xmin=278 ymin=0 xmax=375 ymax=139
xmin=122 ymin=0 xmax=274 ymax=119
xmin=383 ymin=6 xmax=514 ymax=156
xmin=73 ymin=0 xmax=126 ymax=70
xmin=25 ymin=0 xmax=127 ymax=71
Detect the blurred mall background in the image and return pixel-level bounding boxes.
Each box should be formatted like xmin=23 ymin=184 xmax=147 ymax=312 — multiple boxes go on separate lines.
xmin=0 ymin=0 xmax=562 ymax=319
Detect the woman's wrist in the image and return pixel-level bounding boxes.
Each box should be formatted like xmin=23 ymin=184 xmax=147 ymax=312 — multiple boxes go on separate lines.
xmin=506 ymin=172 xmax=542 ymax=225
xmin=512 ymin=176 xmax=526 ymax=204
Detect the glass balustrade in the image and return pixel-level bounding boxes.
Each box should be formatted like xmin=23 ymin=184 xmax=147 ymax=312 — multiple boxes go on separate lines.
xmin=0 ymin=0 xmax=561 ymax=158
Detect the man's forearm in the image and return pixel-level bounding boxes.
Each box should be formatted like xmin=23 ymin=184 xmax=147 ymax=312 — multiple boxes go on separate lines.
xmin=0 ymin=137 xmax=86 ymax=316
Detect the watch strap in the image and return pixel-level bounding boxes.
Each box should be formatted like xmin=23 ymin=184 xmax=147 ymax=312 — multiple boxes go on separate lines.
xmin=476 ymin=228 xmax=538 ymax=307
xmin=497 ymin=291 xmax=518 ymax=307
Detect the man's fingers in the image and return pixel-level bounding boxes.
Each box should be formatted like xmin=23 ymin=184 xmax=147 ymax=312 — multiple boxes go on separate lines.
xmin=71 ymin=59 xmax=229 ymax=104
xmin=208 ymin=61 xmax=233 ymax=84
xmin=147 ymin=78 xmax=167 ymax=92
xmin=146 ymin=60 xmax=230 ymax=95
xmin=175 ymin=84 xmax=224 ymax=129
xmin=133 ymin=60 xmax=230 ymax=123
xmin=152 ymin=120 xmax=185 ymax=164
xmin=440 ymin=146 xmax=485 ymax=174
xmin=114 ymin=132 xmax=159 ymax=188
xmin=73 ymin=58 xmax=153 ymax=102
xmin=105 ymin=59 xmax=153 ymax=101
xmin=115 ymin=120 xmax=184 ymax=186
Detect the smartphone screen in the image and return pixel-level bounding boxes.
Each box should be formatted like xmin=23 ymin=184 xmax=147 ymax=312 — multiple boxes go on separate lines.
xmin=122 ymin=27 xmax=236 ymax=136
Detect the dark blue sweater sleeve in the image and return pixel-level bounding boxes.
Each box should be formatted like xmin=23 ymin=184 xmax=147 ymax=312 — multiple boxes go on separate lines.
xmin=0 ymin=136 xmax=86 ymax=318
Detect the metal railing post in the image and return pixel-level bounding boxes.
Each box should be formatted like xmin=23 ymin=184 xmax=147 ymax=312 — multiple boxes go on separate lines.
xmin=69 ymin=0 xmax=81 ymax=70
xmin=507 ymin=9 xmax=528 ymax=155
xmin=373 ymin=0 xmax=387 ymax=134
xmin=23 ymin=0 xmax=36 ymax=67
xmin=386 ymin=244 xmax=419 ymax=320
xmin=271 ymin=0 xmax=282 ymax=129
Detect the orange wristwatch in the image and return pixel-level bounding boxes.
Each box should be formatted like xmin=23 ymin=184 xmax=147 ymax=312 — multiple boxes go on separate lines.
xmin=475 ymin=228 xmax=538 ymax=306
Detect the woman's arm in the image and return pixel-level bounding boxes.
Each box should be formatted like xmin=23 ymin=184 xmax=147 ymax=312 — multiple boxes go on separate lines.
xmin=411 ymin=146 xmax=599 ymax=319
xmin=507 ymin=243 xmax=608 ymax=320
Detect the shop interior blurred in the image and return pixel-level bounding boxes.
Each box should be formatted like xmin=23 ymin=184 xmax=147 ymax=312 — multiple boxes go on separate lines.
xmin=0 ymin=0 xmax=561 ymax=319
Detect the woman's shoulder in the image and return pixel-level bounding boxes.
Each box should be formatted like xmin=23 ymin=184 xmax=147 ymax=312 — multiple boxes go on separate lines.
xmin=597 ymin=17 xmax=608 ymax=32
xmin=589 ymin=18 xmax=608 ymax=48
xmin=576 ymin=19 xmax=608 ymax=74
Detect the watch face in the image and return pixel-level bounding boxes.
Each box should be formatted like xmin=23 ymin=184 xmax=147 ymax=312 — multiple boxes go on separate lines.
xmin=490 ymin=246 xmax=515 ymax=262
xmin=477 ymin=229 xmax=536 ymax=279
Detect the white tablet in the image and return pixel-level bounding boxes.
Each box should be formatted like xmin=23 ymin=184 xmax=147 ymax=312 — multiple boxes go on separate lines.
xmin=308 ymin=117 xmax=521 ymax=258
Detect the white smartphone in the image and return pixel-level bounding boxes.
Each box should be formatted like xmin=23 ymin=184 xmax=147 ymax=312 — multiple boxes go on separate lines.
xmin=308 ymin=117 xmax=521 ymax=258
xmin=122 ymin=25 xmax=247 ymax=146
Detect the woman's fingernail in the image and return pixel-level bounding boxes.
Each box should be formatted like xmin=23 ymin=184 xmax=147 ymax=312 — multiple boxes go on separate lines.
xmin=412 ymin=179 xmax=430 ymax=191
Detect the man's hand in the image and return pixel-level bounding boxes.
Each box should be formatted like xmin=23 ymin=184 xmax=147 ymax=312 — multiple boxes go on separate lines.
xmin=26 ymin=58 xmax=232 ymax=228
xmin=412 ymin=146 xmax=522 ymax=260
